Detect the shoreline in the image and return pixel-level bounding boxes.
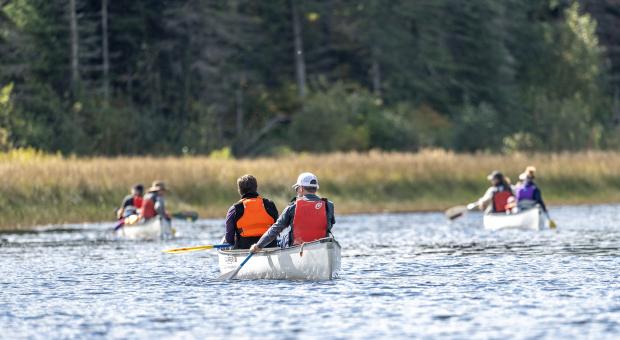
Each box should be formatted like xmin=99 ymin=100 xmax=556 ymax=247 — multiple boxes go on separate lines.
xmin=2 ymin=150 xmax=620 ymax=231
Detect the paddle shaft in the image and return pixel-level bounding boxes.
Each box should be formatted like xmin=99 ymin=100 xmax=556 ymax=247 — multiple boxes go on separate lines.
xmin=163 ymin=243 xmax=231 ymax=254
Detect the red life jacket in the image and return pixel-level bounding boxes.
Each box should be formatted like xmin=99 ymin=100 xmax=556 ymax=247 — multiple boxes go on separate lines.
xmin=292 ymin=199 xmax=328 ymax=245
xmin=493 ymin=190 xmax=512 ymax=213
xmin=133 ymin=195 xmax=143 ymax=209
xmin=236 ymin=197 xmax=275 ymax=237
xmin=141 ymin=197 xmax=157 ymax=219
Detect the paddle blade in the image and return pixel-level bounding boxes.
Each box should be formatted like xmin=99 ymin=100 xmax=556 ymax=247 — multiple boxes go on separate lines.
xmin=549 ymin=219 xmax=557 ymax=229
xmin=216 ymin=253 xmax=254 ymax=281
xmin=171 ymin=211 xmax=199 ymax=222
xmin=162 ymin=243 xmax=230 ymax=254
xmin=445 ymin=206 xmax=468 ymax=220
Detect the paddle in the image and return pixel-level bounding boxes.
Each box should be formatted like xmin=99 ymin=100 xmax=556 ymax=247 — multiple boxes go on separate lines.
xmin=445 ymin=203 xmax=477 ymax=220
xmin=162 ymin=243 xmax=231 ymax=254
xmin=171 ymin=211 xmax=199 ymax=222
xmin=216 ymin=252 xmax=254 ymax=281
xmin=545 ymin=212 xmax=557 ymax=229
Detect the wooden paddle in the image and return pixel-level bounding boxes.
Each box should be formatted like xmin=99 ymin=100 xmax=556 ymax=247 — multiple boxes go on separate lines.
xmin=162 ymin=243 xmax=231 ymax=254
xmin=216 ymin=252 xmax=254 ymax=281
xmin=445 ymin=203 xmax=477 ymax=220
xmin=545 ymin=212 xmax=557 ymax=229
xmin=171 ymin=211 xmax=199 ymax=222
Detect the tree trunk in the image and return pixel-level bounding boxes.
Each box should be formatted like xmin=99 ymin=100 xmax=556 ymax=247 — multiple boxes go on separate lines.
xmin=101 ymin=0 xmax=110 ymax=106
xmin=370 ymin=47 xmax=382 ymax=97
xmin=235 ymin=74 xmax=244 ymax=138
xmin=69 ymin=0 xmax=80 ymax=98
xmin=291 ymin=0 xmax=306 ymax=99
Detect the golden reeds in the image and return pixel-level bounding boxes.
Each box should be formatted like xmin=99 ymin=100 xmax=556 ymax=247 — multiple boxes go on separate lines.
xmin=1 ymin=149 xmax=620 ymax=229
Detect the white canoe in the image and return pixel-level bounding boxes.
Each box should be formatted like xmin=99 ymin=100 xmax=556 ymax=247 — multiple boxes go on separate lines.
xmin=218 ymin=238 xmax=341 ymax=280
xmin=115 ymin=217 xmax=174 ymax=240
xmin=483 ymin=206 xmax=545 ymax=231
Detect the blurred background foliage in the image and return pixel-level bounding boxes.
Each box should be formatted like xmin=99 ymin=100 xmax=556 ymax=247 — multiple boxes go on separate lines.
xmin=0 ymin=0 xmax=618 ymax=156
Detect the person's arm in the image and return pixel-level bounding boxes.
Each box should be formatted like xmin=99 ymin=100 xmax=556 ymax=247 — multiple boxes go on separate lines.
xmin=224 ymin=205 xmax=237 ymax=246
xmin=533 ymin=188 xmax=547 ymax=213
xmin=255 ymin=205 xmax=294 ymax=249
xmin=117 ymin=196 xmax=131 ymax=219
xmin=476 ymin=188 xmax=494 ymax=210
xmin=264 ymin=199 xmax=279 ymax=221
xmin=327 ymin=201 xmax=335 ymax=231
xmin=155 ymin=196 xmax=169 ymax=220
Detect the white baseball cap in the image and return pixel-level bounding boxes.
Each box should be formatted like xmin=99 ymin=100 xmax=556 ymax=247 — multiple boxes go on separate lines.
xmin=292 ymin=172 xmax=319 ymax=189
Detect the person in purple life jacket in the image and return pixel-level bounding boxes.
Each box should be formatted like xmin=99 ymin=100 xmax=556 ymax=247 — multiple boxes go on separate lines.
xmin=515 ymin=166 xmax=547 ymax=213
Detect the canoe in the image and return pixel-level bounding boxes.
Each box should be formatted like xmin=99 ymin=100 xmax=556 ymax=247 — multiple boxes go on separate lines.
xmin=217 ymin=237 xmax=341 ymax=280
xmin=115 ymin=217 xmax=174 ymax=240
xmin=483 ymin=206 xmax=544 ymax=231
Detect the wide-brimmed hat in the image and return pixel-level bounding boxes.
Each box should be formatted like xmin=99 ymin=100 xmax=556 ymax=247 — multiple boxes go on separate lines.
xmin=148 ymin=181 xmax=167 ymax=192
xmin=487 ymin=170 xmax=503 ymax=181
xmin=520 ymin=166 xmax=536 ymax=180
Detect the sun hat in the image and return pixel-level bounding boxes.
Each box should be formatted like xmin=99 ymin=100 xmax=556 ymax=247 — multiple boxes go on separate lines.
xmin=147 ymin=181 xmax=167 ymax=192
xmin=487 ymin=170 xmax=503 ymax=181
xmin=292 ymin=172 xmax=319 ymax=189
xmin=520 ymin=166 xmax=536 ymax=180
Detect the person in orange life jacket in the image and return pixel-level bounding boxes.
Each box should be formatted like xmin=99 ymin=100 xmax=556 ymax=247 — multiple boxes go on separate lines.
xmin=515 ymin=166 xmax=548 ymax=213
xmin=117 ymin=184 xmax=144 ymax=219
xmin=249 ymin=172 xmax=335 ymax=253
xmin=468 ymin=170 xmax=514 ymax=214
xmin=224 ymin=174 xmax=279 ymax=249
xmin=139 ymin=181 xmax=170 ymax=221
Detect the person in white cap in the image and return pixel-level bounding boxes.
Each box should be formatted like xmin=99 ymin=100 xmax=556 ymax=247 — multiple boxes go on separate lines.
xmin=249 ymin=172 xmax=335 ymax=252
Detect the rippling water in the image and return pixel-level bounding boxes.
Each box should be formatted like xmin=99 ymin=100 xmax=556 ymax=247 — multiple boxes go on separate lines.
xmin=1 ymin=205 xmax=619 ymax=338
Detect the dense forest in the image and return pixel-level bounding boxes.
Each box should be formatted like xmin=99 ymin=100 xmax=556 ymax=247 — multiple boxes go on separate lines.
xmin=0 ymin=0 xmax=619 ymax=156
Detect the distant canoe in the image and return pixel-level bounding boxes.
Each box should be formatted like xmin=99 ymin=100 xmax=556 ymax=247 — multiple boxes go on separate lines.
xmin=483 ymin=206 xmax=545 ymax=231
xmin=115 ymin=217 xmax=174 ymax=240
xmin=217 ymin=238 xmax=341 ymax=280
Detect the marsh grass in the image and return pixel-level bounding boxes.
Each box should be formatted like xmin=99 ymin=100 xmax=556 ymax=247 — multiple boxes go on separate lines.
xmin=1 ymin=149 xmax=620 ymax=229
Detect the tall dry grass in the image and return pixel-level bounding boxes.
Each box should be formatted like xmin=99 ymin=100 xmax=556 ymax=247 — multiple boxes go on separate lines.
xmin=1 ymin=149 xmax=620 ymax=229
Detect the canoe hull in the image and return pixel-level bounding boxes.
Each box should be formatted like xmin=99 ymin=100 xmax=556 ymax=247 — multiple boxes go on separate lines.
xmin=483 ymin=207 xmax=544 ymax=231
xmin=115 ymin=218 xmax=173 ymax=240
xmin=218 ymin=238 xmax=341 ymax=280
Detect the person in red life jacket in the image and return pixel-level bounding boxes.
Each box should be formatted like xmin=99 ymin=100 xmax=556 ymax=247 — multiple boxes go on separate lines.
xmin=468 ymin=170 xmax=514 ymax=214
xmin=249 ymin=172 xmax=335 ymax=253
xmin=139 ymin=181 xmax=170 ymax=221
xmin=224 ymin=174 xmax=279 ymax=249
xmin=116 ymin=184 xmax=144 ymax=219
xmin=515 ymin=166 xmax=548 ymax=213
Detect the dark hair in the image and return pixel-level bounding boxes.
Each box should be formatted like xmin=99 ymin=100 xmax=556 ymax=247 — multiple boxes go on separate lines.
xmin=302 ymin=186 xmax=317 ymax=193
xmin=133 ymin=184 xmax=144 ymax=194
xmin=237 ymin=175 xmax=258 ymax=195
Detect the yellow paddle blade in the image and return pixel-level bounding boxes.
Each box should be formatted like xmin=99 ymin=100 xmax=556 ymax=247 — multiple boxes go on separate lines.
xmin=549 ymin=219 xmax=557 ymax=229
xmin=162 ymin=245 xmax=215 ymax=254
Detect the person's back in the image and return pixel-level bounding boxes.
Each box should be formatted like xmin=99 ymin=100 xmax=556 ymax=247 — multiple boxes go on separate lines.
xmin=140 ymin=181 xmax=168 ymax=221
xmin=250 ymin=172 xmax=335 ymax=253
xmin=471 ymin=171 xmax=513 ymax=214
xmin=225 ymin=175 xmax=278 ymax=249
xmin=516 ymin=166 xmax=547 ymax=212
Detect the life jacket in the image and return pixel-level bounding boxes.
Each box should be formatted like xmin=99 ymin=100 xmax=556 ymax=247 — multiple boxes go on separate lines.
xmin=292 ymin=198 xmax=328 ymax=245
xmin=141 ymin=195 xmax=157 ymax=219
xmin=493 ymin=190 xmax=512 ymax=213
xmin=236 ymin=197 xmax=275 ymax=237
xmin=517 ymin=183 xmax=536 ymax=201
xmin=132 ymin=195 xmax=143 ymax=209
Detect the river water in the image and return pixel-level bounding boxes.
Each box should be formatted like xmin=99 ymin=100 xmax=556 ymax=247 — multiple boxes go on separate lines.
xmin=1 ymin=205 xmax=619 ymax=339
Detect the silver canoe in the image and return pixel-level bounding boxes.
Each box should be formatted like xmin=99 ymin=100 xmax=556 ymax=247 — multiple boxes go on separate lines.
xmin=217 ymin=238 xmax=341 ymax=280
xmin=483 ymin=206 xmax=545 ymax=231
xmin=115 ymin=217 xmax=174 ymax=240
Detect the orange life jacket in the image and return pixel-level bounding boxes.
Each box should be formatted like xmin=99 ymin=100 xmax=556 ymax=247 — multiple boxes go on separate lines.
xmin=493 ymin=190 xmax=512 ymax=213
xmin=236 ymin=197 xmax=275 ymax=237
xmin=292 ymin=199 xmax=328 ymax=245
xmin=141 ymin=197 xmax=157 ymax=219
xmin=133 ymin=195 xmax=143 ymax=209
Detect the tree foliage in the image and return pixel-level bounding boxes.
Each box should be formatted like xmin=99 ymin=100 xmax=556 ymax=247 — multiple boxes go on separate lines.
xmin=0 ymin=0 xmax=615 ymax=155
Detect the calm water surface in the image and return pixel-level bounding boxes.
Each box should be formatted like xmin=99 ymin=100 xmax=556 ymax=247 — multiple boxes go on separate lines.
xmin=1 ymin=205 xmax=619 ymax=339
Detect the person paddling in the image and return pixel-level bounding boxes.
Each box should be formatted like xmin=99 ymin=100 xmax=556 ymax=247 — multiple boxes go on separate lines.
xmin=225 ymin=175 xmax=279 ymax=249
xmin=139 ymin=181 xmax=170 ymax=221
xmin=249 ymin=172 xmax=335 ymax=253
xmin=117 ymin=184 xmax=144 ymax=219
xmin=515 ymin=166 xmax=548 ymax=212
xmin=468 ymin=170 xmax=513 ymax=214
